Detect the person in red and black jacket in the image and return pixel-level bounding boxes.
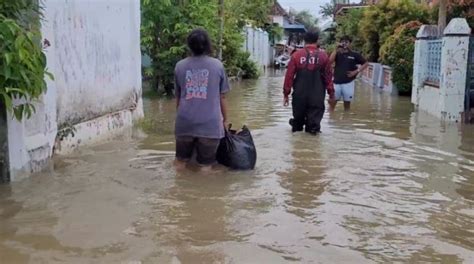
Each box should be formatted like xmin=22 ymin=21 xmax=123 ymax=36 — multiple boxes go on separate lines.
xmin=283 ymin=31 xmax=335 ymax=134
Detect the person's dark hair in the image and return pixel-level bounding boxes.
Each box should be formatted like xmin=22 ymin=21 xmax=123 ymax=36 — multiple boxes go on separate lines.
xmin=340 ymin=35 xmax=352 ymax=42
xmin=304 ymin=31 xmax=319 ymax=44
xmin=187 ymin=29 xmax=212 ymax=56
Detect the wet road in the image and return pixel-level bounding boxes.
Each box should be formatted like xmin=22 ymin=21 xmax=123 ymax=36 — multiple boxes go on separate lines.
xmin=1 ymin=72 xmax=474 ymax=263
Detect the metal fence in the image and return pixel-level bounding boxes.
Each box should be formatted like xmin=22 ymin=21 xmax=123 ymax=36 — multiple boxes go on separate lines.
xmin=425 ymin=39 xmax=442 ymax=85
xmin=243 ymin=26 xmax=271 ymax=67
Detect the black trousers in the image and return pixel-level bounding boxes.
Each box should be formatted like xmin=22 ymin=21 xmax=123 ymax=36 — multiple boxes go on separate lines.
xmin=291 ymin=67 xmax=326 ymax=133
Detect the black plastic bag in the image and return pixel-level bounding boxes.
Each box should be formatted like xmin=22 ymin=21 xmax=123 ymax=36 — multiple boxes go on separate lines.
xmin=217 ymin=125 xmax=257 ymax=170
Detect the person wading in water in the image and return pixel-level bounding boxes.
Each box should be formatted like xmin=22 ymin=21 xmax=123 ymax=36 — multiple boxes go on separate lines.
xmin=283 ymin=31 xmax=335 ymax=134
xmin=328 ymin=35 xmax=368 ymax=111
xmin=174 ymin=29 xmax=230 ymax=171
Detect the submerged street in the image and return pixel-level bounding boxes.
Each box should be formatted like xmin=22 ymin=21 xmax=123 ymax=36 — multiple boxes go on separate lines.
xmin=1 ymin=72 xmax=474 ymax=263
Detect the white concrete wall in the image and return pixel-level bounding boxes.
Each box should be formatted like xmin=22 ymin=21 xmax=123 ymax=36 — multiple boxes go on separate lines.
xmin=49 ymin=0 xmax=142 ymax=126
xmin=8 ymin=0 xmax=143 ymax=180
xmin=411 ymin=25 xmax=438 ymax=105
xmin=359 ymin=63 xmax=393 ymax=94
xmin=417 ymin=85 xmax=442 ymax=118
xmin=273 ymin=16 xmax=284 ymax=27
xmin=243 ymin=26 xmax=271 ymax=68
xmin=439 ymin=19 xmax=471 ymax=121
xmin=411 ymin=18 xmax=471 ymax=122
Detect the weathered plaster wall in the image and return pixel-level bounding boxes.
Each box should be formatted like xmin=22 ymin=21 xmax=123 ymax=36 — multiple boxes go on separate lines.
xmin=411 ymin=18 xmax=471 ymax=122
xmin=243 ymin=27 xmax=271 ymax=67
xmin=48 ymin=0 xmax=142 ymax=126
xmin=7 ymin=0 xmax=143 ymax=180
xmin=417 ymin=85 xmax=442 ymax=118
xmin=439 ymin=19 xmax=471 ymax=122
xmin=359 ymin=63 xmax=394 ymax=94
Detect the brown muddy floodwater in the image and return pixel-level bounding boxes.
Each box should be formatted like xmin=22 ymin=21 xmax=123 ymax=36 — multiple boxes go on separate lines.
xmin=1 ymin=71 xmax=474 ymax=263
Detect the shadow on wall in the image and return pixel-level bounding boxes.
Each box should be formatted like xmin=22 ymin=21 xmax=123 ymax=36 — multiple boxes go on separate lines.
xmin=0 ymin=104 xmax=9 ymax=183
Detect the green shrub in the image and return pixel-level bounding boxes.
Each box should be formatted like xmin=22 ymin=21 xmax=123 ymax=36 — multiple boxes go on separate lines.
xmin=380 ymin=21 xmax=422 ymax=95
xmin=0 ymin=13 xmax=52 ymax=120
xmin=360 ymin=0 xmax=430 ymax=62
xmin=232 ymin=51 xmax=259 ymax=79
xmin=240 ymin=60 xmax=260 ymax=80
xmin=141 ymin=0 xmax=271 ymax=96
xmin=430 ymin=1 xmax=474 ymax=29
xmin=141 ymin=0 xmax=219 ymax=96
xmin=335 ymin=8 xmax=364 ymax=53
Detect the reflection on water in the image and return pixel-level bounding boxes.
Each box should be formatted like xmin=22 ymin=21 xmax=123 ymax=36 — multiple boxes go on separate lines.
xmin=1 ymin=71 xmax=474 ymax=263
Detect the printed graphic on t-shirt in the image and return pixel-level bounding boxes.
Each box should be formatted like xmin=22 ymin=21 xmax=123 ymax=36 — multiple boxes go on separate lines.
xmin=185 ymin=69 xmax=209 ymax=100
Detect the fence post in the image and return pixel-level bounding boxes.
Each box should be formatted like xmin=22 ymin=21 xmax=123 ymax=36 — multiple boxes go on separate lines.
xmin=412 ymin=25 xmax=438 ymax=106
xmin=439 ymin=18 xmax=471 ymax=122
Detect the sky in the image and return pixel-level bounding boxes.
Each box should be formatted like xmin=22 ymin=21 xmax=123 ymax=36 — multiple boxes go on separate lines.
xmin=278 ymin=0 xmax=356 ymax=25
xmin=279 ymin=0 xmax=330 ymax=18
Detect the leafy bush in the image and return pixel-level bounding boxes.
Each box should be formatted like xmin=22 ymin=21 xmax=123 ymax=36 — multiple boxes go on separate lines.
xmin=237 ymin=52 xmax=260 ymax=79
xmin=380 ymin=21 xmax=422 ymax=95
xmin=141 ymin=0 xmax=219 ymax=96
xmin=430 ymin=1 xmax=474 ymax=29
xmin=360 ymin=0 xmax=430 ymax=62
xmin=141 ymin=0 xmax=270 ymax=96
xmin=264 ymin=23 xmax=284 ymax=44
xmin=0 ymin=0 xmax=41 ymax=25
xmin=0 ymin=2 xmax=51 ymax=120
xmin=324 ymin=43 xmax=337 ymax=55
xmin=335 ymin=9 xmax=364 ymax=54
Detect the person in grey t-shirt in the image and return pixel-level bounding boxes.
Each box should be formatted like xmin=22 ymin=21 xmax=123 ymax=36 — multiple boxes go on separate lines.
xmin=174 ymin=29 xmax=230 ymax=170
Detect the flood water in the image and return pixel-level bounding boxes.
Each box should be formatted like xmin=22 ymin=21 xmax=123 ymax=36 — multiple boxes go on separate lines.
xmin=1 ymin=72 xmax=474 ymax=263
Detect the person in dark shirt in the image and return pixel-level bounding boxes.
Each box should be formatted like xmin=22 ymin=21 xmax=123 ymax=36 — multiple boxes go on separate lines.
xmin=283 ymin=31 xmax=334 ymax=135
xmin=329 ymin=36 xmax=368 ymax=111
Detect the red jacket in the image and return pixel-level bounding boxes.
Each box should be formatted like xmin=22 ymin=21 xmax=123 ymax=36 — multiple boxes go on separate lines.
xmin=283 ymin=45 xmax=334 ymax=97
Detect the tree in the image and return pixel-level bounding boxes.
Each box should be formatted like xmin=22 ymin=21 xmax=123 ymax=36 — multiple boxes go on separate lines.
xmin=380 ymin=21 xmax=423 ymax=95
xmin=438 ymin=0 xmax=447 ymax=34
xmin=359 ymin=0 xmax=430 ymax=62
xmin=218 ymin=0 xmax=224 ymax=60
xmin=0 ymin=0 xmax=52 ymax=120
xmin=320 ymin=3 xmax=336 ymax=19
xmin=229 ymin=0 xmax=273 ymax=28
xmin=264 ymin=23 xmax=284 ymax=44
xmin=141 ymin=0 xmax=219 ymax=96
xmin=335 ymin=8 xmax=364 ymax=52
xmin=447 ymin=0 xmax=474 ymax=28
xmin=293 ymin=10 xmax=319 ymax=31
xmin=433 ymin=0 xmax=474 ymax=31
xmin=141 ymin=0 xmax=269 ymax=96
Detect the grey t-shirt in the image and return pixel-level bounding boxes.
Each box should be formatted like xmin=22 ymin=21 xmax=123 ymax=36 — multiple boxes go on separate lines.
xmin=174 ymin=56 xmax=230 ymax=139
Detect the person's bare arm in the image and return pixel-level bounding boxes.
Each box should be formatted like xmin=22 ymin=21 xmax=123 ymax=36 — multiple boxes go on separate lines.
xmin=220 ymin=94 xmax=228 ymax=129
xmin=329 ymin=44 xmax=340 ymax=65
xmin=358 ymin=61 xmax=369 ymax=73
xmin=348 ymin=53 xmax=369 ymax=78
xmin=329 ymin=50 xmax=337 ymax=65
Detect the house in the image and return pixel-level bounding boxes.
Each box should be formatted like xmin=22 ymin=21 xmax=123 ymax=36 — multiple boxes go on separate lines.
xmin=334 ymin=0 xmax=435 ymax=17
xmin=271 ymin=1 xmax=307 ymax=46
xmin=334 ymin=3 xmax=369 ymax=17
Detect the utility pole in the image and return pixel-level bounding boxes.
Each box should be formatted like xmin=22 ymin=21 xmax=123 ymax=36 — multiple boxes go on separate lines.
xmin=438 ymin=0 xmax=447 ymax=36
xmin=218 ymin=0 xmax=224 ymax=60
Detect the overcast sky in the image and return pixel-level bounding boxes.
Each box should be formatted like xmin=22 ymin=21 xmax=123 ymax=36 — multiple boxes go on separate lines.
xmin=279 ymin=0 xmax=331 ymax=17
xmin=278 ymin=0 xmax=356 ymax=24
